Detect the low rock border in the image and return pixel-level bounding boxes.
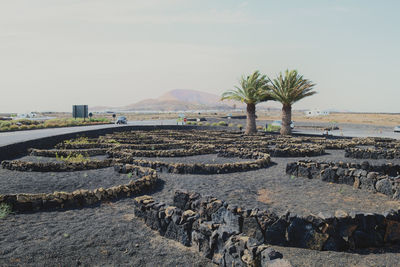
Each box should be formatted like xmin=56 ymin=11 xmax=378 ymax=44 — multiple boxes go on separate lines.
xmin=345 ymin=147 xmax=400 ymax=159
xmin=29 ymin=148 xmax=108 ymax=157
xmin=134 ymin=191 xmax=292 ymax=267
xmin=114 ymin=148 xmax=271 ymax=175
xmin=1 ymin=159 xmax=114 ymax=172
xmin=286 ymin=160 xmax=400 ymax=199
xmin=0 ymin=165 xmax=158 ymax=212
xmin=136 ymin=190 xmax=400 ymax=256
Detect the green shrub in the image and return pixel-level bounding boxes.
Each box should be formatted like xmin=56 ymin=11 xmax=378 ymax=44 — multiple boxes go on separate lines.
xmin=266 ymin=125 xmax=281 ymax=132
xmin=203 ymin=122 xmax=210 ymax=126
xmin=56 ymin=153 xmax=90 ymax=163
xmin=211 ymin=122 xmax=218 ymax=126
xmin=0 ymin=203 xmax=12 ymax=219
xmin=27 ymin=125 xmax=37 ymax=130
xmin=19 ymin=125 xmax=28 ymax=130
xmin=0 ymin=127 xmax=10 ymax=132
xmin=228 ymin=123 xmax=235 ymax=127
xmin=197 ymin=122 xmax=203 ymax=126
xmin=64 ymin=137 xmax=92 ymax=145
xmin=0 ymin=121 xmax=11 ymax=128
xmin=9 ymin=125 xmax=19 ymax=130
xmin=217 ymin=121 xmax=228 ymax=126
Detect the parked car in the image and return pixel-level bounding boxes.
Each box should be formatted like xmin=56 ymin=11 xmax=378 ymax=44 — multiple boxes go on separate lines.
xmin=115 ymin=116 xmax=127 ymax=124
xmin=271 ymin=120 xmax=294 ymax=129
xmin=394 ymin=126 xmax=400 ymax=132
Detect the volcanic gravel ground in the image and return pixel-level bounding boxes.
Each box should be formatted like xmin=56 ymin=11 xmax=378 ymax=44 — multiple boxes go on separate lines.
xmin=2 ymin=149 xmax=400 ymax=266
xmin=0 ymin=166 xmax=134 ymax=195
xmin=0 ymin=199 xmax=213 ymax=267
xmin=151 ymin=150 xmax=400 ymax=216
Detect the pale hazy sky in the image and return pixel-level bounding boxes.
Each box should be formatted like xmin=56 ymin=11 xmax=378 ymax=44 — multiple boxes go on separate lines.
xmin=0 ymin=0 xmax=399 ymax=113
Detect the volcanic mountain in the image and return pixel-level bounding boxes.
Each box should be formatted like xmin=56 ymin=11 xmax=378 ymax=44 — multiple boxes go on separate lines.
xmin=121 ymin=89 xmax=239 ymax=111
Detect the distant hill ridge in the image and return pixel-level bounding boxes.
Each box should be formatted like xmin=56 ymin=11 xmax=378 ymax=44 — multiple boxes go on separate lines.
xmin=93 ymin=89 xmax=240 ymax=111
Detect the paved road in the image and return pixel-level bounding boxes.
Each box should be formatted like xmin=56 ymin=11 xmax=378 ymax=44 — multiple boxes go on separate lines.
xmin=1 ymin=119 xmax=399 ymax=147
xmin=0 ymin=120 xmax=177 ymax=147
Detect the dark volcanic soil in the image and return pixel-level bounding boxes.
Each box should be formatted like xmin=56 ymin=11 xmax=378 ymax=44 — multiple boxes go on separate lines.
xmin=0 ymin=199 xmax=213 ymax=267
xmin=0 ymin=166 xmax=134 ymax=195
xmin=1 ymin=148 xmax=400 ymax=266
xmin=151 ymin=150 xmax=400 ymax=216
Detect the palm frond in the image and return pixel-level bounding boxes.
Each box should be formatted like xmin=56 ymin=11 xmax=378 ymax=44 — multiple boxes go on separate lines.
xmin=267 ymin=69 xmax=316 ymax=105
xmin=221 ymin=70 xmax=271 ymax=104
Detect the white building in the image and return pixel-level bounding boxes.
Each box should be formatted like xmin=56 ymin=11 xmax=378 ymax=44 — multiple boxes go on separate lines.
xmin=305 ymin=109 xmax=330 ymax=117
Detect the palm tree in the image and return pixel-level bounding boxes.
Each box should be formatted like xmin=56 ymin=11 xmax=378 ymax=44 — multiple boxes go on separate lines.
xmin=221 ymin=71 xmax=271 ymax=134
xmin=267 ymin=69 xmax=316 ymax=135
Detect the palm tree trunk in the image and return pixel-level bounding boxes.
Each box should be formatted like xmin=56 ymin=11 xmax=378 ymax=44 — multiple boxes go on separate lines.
xmin=245 ymin=103 xmax=257 ymax=134
xmin=281 ymin=104 xmax=292 ymax=135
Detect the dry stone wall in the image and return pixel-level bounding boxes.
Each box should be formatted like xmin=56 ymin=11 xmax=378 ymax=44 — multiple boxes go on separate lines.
xmin=135 ymin=190 xmax=400 ymax=256
xmin=134 ymin=191 xmax=292 ymax=267
xmin=286 ymin=160 xmax=400 ymax=199
xmin=345 ymin=147 xmax=400 ymax=159
xmin=0 ymin=166 xmax=158 ymax=212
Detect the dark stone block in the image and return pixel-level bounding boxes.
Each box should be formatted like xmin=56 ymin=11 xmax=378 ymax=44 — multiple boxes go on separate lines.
xmin=298 ymin=165 xmax=311 ymax=178
xmin=360 ymin=176 xmax=376 ymax=191
xmin=376 ymin=179 xmax=393 ymax=196
xmin=338 ymin=175 xmax=354 ymax=186
xmin=287 ymin=218 xmax=328 ymax=250
xmin=173 ymin=190 xmax=189 ymax=210
xmin=265 ymin=219 xmax=288 ymax=246
xmin=241 ymin=216 xmax=264 ymax=245
xmin=352 ymin=230 xmax=384 ymax=248
xmin=164 ymin=221 xmax=192 ymax=246
xmin=285 ymin=163 xmax=298 ymax=176
xmin=323 ymin=236 xmax=348 ymax=251
xmin=321 ymin=168 xmax=337 ymax=183
xmin=192 ymin=231 xmax=212 ymax=258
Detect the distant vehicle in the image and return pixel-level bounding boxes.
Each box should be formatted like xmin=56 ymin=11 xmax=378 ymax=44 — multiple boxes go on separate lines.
xmin=115 ymin=116 xmax=127 ymax=124
xmin=271 ymin=120 xmax=294 ymax=129
xmin=394 ymin=126 xmax=400 ymax=133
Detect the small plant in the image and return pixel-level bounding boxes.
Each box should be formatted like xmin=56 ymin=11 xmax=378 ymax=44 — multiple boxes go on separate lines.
xmin=211 ymin=122 xmax=218 ymax=126
xmin=106 ymin=139 xmax=120 ymax=144
xmin=0 ymin=203 xmax=12 ymax=219
xmin=127 ymin=172 xmax=133 ymax=178
xmin=56 ymin=153 xmax=90 ymax=163
xmin=237 ymin=124 xmax=243 ymax=129
xmin=217 ymin=121 xmax=228 ymax=126
xmin=228 ymin=123 xmax=235 ymax=127
xmin=266 ymin=125 xmax=281 ymax=132
xmin=203 ymin=122 xmax=210 ymax=126
xmin=197 ymin=122 xmax=203 ymax=126
xmin=9 ymin=125 xmax=19 ymax=130
xmin=64 ymin=137 xmax=92 ymax=145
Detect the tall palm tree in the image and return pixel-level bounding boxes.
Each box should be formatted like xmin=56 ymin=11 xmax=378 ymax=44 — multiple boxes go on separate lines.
xmin=267 ymin=69 xmax=316 ymax=135
xmin=221 ymin=71 xmax=271 ymax=134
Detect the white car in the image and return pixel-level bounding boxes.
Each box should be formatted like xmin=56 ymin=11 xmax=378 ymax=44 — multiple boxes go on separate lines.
xmin=271 ymin=120 xmax=294 ymax=129
xmin=394 ymin=126 xmax=400 ymax=133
